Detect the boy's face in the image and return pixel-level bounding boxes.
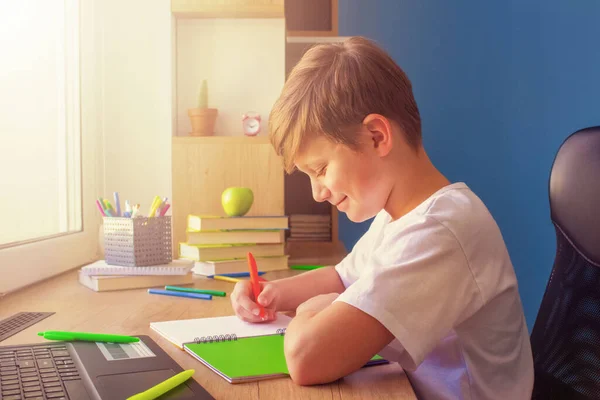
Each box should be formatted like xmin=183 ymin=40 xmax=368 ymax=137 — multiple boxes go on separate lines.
xmin=294 ymin=133 xmax=391 ymax=223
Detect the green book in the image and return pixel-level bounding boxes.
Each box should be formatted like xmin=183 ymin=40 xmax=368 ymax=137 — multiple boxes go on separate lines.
xmin=150 ymin=314 xmax=387 ymax=384
xmin=184 ymin=334 xmax=386 ymax=383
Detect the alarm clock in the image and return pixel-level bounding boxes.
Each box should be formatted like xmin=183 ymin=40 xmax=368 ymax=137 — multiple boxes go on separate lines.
xmin=242 ymin=112 xmax=261 ymax=136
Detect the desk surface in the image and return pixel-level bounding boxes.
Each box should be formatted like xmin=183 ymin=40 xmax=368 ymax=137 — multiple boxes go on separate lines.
xmin=0 ymin=269 xmax=416 ymax=399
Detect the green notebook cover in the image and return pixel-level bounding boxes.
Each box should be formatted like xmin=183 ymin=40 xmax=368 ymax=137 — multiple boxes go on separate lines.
xmin=184 ymin=334 xmax=386 ymax=384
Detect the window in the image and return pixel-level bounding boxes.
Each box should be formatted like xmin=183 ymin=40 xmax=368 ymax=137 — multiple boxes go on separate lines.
xmin=0 ymin=0 xmax=101 ymax=294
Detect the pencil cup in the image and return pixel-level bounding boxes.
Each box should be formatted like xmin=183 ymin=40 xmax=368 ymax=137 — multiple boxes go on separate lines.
xmin=103 ymin=216 xmax=172 ymax=267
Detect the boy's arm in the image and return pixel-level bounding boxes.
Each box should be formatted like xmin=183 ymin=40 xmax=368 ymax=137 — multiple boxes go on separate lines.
xmin=271 ymin=266 xmax=346 ymax=312
xmin=284 ymin=300 xmax=394 ymax=385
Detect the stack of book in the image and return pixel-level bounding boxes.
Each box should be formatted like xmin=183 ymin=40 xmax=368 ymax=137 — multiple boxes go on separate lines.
xmin=288 ymin=214 xmax=331 ymax=242
xmin=78 ymin=259 xmax=194 ymax=292
xmin=179 ymin=215 xmax=289 ymax=276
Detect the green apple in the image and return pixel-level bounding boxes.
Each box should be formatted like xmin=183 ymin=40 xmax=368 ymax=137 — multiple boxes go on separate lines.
xmin=221 ymin=187 xmax=254 ymax=217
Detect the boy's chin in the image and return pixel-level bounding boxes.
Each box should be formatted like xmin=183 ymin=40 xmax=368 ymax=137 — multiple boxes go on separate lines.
xmin=344 ymin=209 xmax=377 ymax=223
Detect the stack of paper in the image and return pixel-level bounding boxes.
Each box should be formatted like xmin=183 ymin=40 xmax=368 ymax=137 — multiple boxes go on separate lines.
xmin=78 ymin=259 xmax=194 ymax=292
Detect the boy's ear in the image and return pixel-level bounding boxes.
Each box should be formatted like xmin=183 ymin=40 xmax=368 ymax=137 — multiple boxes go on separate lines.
xmin=362 ymin=114 xmax=393 ymax=157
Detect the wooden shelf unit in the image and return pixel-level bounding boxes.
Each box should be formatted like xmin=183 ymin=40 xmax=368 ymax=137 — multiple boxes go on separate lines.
xmin=172 ymin=0 xmax=284 ymax=18
xmin=171 ymin=136 xmax=347 ymax=265
xmin=170 ymin=0 xmax=347 ymax=265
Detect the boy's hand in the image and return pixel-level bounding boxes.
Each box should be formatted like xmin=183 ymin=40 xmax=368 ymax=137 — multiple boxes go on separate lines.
xmin=296 ymin=293 xmax=339 ymax=316
xmin=231 ymin=280 xmax=279 ymax=323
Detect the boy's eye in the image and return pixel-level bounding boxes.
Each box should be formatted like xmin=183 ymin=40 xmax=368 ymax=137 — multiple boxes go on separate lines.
xmin=316 ymin=166 xmax=327 ymax=177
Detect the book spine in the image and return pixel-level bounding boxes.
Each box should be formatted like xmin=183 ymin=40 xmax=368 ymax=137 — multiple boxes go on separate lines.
xmin=81 ymin=267 xmax=188 ymax=276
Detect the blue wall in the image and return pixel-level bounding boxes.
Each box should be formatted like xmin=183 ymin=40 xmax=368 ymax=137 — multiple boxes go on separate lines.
xmin=337 ymin=0 xmax=600 ymax=330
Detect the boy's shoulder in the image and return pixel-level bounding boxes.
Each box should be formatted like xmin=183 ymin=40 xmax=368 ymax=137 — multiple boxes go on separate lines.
xmin=378 ymin=182 xmax=501 ymax=247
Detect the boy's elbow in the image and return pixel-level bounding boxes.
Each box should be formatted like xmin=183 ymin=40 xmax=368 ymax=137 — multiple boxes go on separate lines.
xmin=284 ymin=332 xmax=324 ymax=386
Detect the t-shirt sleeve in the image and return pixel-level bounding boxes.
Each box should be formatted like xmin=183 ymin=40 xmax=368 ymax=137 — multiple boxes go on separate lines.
xmin=334 ymin=216 xmax=484 ymax=370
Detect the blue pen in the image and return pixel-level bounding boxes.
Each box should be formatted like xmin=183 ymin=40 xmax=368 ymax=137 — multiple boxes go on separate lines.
xmin=148 ymin=288 xmax=212 ymax=300
xmin=114 ymin=192 xmax=121 ymax=217
xmin=207 ymin=272 xmax=266 ymax=278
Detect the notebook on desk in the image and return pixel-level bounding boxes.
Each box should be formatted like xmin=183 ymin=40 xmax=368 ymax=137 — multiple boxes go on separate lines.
xmin=150 ymin=315 xmax=387 ymax=384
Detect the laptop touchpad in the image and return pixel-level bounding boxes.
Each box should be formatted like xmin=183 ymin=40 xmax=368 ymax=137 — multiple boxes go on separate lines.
xmin=97 ymin=369 xmax=196 ymax=399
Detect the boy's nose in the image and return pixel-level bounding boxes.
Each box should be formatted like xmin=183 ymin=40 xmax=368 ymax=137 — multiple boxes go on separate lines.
xmin=311 ymin=180 xmax=331 ymax=203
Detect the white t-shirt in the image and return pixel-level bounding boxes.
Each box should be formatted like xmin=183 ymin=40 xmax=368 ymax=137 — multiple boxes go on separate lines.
xmin=334 ymin=182 xmax=533 ymax=400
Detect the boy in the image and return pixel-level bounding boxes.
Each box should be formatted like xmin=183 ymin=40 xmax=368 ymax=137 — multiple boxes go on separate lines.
xmin=231 ymin=37 xmax=533 ymax=399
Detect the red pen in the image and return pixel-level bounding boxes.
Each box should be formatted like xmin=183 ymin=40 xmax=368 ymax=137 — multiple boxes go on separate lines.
xmin=247 ymin=252 xmax=266 ymax=318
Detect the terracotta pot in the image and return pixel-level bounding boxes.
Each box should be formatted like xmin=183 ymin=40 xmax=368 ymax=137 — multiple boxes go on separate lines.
xmin=188 ymin=108 xmax=218 ymax=136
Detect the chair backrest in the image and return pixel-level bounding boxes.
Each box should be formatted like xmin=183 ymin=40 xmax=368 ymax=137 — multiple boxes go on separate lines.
xmin=531 ymin=126 xmax=600 ymax=399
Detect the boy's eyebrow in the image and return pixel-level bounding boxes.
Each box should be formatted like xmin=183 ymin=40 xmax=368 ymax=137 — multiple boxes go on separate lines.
xmin=297 ymin=161 xmax=323 ymax=173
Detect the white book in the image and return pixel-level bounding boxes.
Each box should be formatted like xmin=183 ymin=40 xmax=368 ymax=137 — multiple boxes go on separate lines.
xmin=80 ymin=259 xmax=193 ymax=276
xmin=78 ymin=271 xmax=194 ymax=292
xmin=150 ymin=315 xmax=292 ymax=349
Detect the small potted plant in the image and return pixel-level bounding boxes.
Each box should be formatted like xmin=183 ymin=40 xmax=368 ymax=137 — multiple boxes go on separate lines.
xmin=188 ymin=79 xmax=218 ymax=136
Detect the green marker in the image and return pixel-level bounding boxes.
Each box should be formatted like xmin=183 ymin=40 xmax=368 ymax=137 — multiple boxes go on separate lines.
xmin=289 ymin=265 xmax=325 ymax=270
xmin=165 ymin=285 xmax=226 ymax=297
xmin=38 ymin=331 xmax=139 ymax=343
xmin=127 ymin=369 xmax=195 ymax=400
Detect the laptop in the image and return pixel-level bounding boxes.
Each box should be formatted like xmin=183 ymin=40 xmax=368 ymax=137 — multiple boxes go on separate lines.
xmin=0 ymin=335 xmax=214 ymax=399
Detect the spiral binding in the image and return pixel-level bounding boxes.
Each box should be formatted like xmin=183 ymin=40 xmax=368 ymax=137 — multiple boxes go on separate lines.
xmin=192 ymin=329 xmax=286 ymax=344
xmin=193 ymin=333 xmax=238 ymax=344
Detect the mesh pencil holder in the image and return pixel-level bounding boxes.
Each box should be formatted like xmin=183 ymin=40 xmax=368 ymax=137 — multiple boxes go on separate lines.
xmin=103 ymin=216 xmax=172 ymax=267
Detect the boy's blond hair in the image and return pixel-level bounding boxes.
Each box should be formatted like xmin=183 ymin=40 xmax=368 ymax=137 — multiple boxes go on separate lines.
xmin=269 ymin=36 xmax=421 ymax=173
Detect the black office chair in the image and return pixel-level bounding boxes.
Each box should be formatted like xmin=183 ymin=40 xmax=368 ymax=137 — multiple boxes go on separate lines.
xmin=530 ymin=126 xmax=600 ymax=399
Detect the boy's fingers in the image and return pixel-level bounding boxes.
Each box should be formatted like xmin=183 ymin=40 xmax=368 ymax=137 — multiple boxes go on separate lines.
xmin=232 ymin=281 xmax=275 ymax=322
xmin=235 ymin=293 xmax=263 ymax=316
xmin=257 ymin=285 xmax=276 ymax=307
xmin=235 ymin=306 xmax=262 ymax=323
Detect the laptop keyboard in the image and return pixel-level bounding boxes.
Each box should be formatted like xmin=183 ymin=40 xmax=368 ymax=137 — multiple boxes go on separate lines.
xmin=0 ymin=344 xmax=80 ymax=400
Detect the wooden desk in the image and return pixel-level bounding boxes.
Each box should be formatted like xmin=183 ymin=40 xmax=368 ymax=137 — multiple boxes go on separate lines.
xmin=0 ymin=269 xmax=416 ymax=399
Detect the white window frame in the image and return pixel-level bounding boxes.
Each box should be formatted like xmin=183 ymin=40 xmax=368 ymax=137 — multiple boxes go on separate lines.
xmin=0 ymin=0 xmax=103 ymax=295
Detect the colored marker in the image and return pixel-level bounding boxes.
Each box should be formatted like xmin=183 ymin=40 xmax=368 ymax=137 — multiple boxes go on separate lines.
xmin=149 ymin=195 xmax=162 ymax=217
xmin=148 ymin=288 xmax=211 ymax=300
xmin=113 ymin=192 xmax=121 ymax=217
xmin=38 ymin=331 xmax=139 ymax=343
xmin=211 ymin=275 xmax=242 ymax=283
xmin=96 ymin=199 xmax=106 ymax=216
xmin=159 ymin=203 xmax=170 ymax=217
xmin=127 ymin=369 xmax=195 ymax=400
xmin=289 ymin=265 xmax=325 ymax=270
xmin=164 ymin=286 xmax=226 ymax=297
xmin=207 ymin=272 xmax=265 ymax=278
xmin=247 ymin=252 xmax=265 ymax=318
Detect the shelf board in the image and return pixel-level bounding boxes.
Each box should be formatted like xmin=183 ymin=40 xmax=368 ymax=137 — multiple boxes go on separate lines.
xmin=286 ymin=36 xmax=350 ymax=43
xmin=173 ymin=135 xmax=271 ymax=145
xmin=172 ymin=0 xmax=284 ymax=18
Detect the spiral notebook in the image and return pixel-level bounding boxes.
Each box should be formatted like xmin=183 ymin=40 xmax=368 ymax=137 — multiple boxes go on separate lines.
xmin=150 ymin=315 xmax=387 ymax=383
xmin=80 ymin=259 xmax=193 ymax=276
xmin=150 ymin=315 xmax=292 ymax=349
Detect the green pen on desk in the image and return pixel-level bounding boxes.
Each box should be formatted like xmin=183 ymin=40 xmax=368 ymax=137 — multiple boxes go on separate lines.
xmin=289 ymin=265 xmax=325 ymax=270
xmin=165 ymin=285 xmax=226 ymax=297
xmin=127 ymin=369 xmax=195 ymax=400
xmin=38 ymin=331 xmax=139 ymax=343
